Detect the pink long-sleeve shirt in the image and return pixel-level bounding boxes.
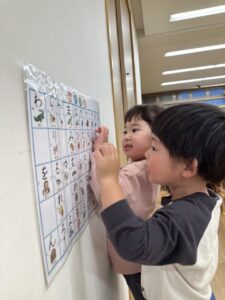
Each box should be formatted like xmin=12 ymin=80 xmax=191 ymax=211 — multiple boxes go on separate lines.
xmin=90 ymin=159 xmax=160 ymax=274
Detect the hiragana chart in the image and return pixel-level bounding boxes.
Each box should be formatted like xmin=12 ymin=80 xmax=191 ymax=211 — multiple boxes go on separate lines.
xmin=24 ymin=65 xmax=99 ymax=283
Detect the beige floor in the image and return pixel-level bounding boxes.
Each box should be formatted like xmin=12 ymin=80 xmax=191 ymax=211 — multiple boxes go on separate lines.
xmin=212 ymin=213 xmax=225 ymax=300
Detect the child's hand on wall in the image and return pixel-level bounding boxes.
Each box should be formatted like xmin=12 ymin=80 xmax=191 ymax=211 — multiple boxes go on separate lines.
xmin=93 ymin=126 xmax=109 ymax=151
xmin=94 ymin=143 xmax=119 ymax=183
xmin=93 ymin=143 xmax=123 ymax=209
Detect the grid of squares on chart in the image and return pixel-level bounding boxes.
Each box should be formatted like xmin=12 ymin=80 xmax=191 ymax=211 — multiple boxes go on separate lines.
xmin=28 ymin=88 xmax=99 ymax=275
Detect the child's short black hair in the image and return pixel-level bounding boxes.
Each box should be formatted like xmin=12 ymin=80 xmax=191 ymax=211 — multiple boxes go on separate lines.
xmin=125 ymin=104 xmax=164 ymax=127
xmin=152 ymin=103 xmax=225 ymax=184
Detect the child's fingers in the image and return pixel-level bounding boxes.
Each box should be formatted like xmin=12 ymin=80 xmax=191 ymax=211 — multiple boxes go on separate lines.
xmin=95 ymin=126 xmax=109 ymax=137
xmin=98 ymin=143 xmax=116 ymax=156
xmin=93 ymin=143 xmax=116 ymax=160
xmin=93 ymin=149 xmax=102 ymax=161
xmin=93 ymin=144 xmax=119 ymax=182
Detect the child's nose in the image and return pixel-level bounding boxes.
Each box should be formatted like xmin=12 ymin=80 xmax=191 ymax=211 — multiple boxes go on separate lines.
xmin=124 ymin=132 xmax=131 ymax=140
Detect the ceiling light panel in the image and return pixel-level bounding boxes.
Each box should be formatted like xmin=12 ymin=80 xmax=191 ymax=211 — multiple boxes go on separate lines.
xmin=165 ymin=44 xmax=225 ymax=57
xmin=162 ymin=63 xmax=225 ymax=75
xmin=170 ymin=5 xmax=225 ymax=22
xmin=161 ymin=75 xmax=225 ymax=86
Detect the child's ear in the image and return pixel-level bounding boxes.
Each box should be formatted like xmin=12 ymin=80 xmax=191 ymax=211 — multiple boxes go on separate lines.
xmin=182 ymin=158 xmax=198 ymax=178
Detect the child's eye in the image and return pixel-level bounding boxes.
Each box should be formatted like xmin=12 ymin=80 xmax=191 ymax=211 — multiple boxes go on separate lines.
xmin=151 ymin=145 xmax=157 ymax=151
xmin=132 ymin=128 xmax=139 ymax=133
xmin=123 ymin=130 xmax=127 ymax=134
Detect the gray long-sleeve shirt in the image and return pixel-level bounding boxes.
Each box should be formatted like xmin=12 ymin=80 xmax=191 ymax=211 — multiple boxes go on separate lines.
xmin=101 ymin=190 xmax=221 ymax=299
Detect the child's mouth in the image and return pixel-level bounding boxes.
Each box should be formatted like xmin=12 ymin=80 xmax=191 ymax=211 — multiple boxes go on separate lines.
xmin=124 ymin=145 xmax=132 ymax=151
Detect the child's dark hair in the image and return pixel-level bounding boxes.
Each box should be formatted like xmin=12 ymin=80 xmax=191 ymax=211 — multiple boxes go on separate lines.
xmin=125 ymin=104 xmax=164 ymax=127
xmin=152 ymin=103 xmax=225 ymax=184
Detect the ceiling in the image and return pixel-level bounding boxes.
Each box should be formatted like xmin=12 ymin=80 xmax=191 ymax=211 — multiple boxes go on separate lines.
xmin=129 ymin=0 xmax=225 ymax=95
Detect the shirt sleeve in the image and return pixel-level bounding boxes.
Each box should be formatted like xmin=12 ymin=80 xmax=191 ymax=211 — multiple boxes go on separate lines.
xmin=118 ymin=161 xmax=158 ymax=218
xmin=101 ymin=199 xmax=212 ymax=266
xmin=90 ymin=159 xmax=158 ymax=219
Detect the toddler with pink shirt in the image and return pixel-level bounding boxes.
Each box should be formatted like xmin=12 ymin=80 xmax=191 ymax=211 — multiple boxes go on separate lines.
xmin=90 ymin=104 xmax=163 ymax=300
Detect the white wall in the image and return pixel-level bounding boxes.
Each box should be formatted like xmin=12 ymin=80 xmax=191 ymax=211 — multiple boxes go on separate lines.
xmin=0 ymin=1 xmax=128 ymax=299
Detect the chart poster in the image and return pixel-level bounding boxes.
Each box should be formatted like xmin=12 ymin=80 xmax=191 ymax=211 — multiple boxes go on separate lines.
xmin=24 ymin=64 xmax=99 ymax=284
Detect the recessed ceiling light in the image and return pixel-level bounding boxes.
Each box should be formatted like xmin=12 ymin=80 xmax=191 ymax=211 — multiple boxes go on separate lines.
xmin=162 ymin=63 xmax=225 ymax=75
xmin=200 ymin=83 xmax=225 ymax=88
xmin=161 ymin=75 xmax=225 ymax=86
xmin=165 ymin=44 xmax=225 ymax=57
xmin=170 ymin=5 xmax=225 ymax=22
